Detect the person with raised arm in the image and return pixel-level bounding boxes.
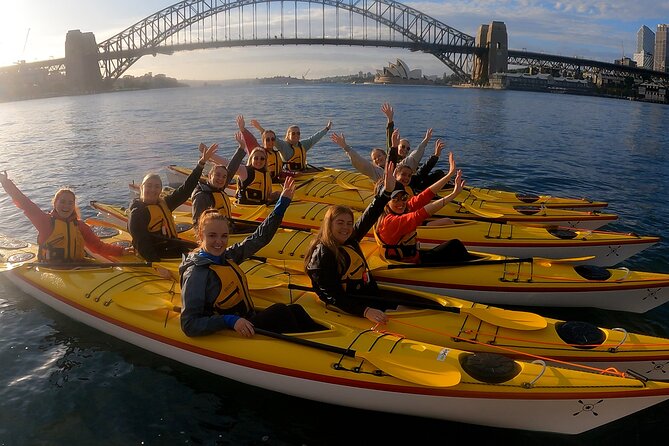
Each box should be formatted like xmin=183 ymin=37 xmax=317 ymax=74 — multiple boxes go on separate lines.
xmin=128 ymin=143 xmax=217 ymax=261
xmin=0 ymin=171 xmax=133 ymax=262
xmin=180 ymin=176 xmax=322 ymax=337
xmin=330 ymin=132 xmax=385 ymax=182
xmin=253 ymin=119 xmax=332 ymax=171
xmin=374 ymin=159 xmax=471 ymax=265
xmin=237 ymin=115 xmax=283 ymax=182
xmin=304 ymin=161 xmax=398 ymax=326
xmin=191 ymin=132 xmax=248 ymax=231
xmin=382 ymin=102 xmax=432 ymax=171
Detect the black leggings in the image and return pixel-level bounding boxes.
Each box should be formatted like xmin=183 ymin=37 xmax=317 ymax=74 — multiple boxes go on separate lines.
xmin=251 ymin=303 xmax=322 ymax=333
xmin=419 ymin=239 xmax=470 ymax=264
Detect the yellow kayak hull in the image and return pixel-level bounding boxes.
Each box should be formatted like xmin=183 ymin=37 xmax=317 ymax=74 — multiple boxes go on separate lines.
xmin=5 ymin=259 xmax=669 ymax=435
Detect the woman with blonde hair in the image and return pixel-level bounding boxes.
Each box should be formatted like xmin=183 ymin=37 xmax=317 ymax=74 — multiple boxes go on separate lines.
xmin=128 ymin=143 xmax=218 ymax=261
xmin=304 ymin=161 xmax=396 ymax=325
xmin=0 ymin=171 xmax=132 ymax=262
xmin=235 ymin=146 xmax=280 ymax=205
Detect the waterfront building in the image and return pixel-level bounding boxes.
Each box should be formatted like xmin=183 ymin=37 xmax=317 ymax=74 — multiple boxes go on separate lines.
xmin=489 ymin=73 xmax=593 ymax=94
xmin=374 ymin=59 xmax=430 ymax=84
xmin=634 ymin=52 xmax=654 ymax=70
xmin=637 ymin=25 xmax=655 ymax=54
xmin=654 ymin=24 xmax=669 ymax=72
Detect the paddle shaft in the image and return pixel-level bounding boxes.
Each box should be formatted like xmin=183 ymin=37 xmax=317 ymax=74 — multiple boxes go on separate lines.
xmin=254 ymin=328 xmax=355 ymax=357
xmin=386 ymin=257 xmax=533 ymax=269
xmin=283 ymin=283 xmax=468 ymax=316
xmin=33 ymin=262 xmax=153 ymax=268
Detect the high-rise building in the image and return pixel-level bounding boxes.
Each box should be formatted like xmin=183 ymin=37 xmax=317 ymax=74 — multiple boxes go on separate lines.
xmin=637 ymin=25 xmax=655 ymax=54
xmin=654 ymin=24 xmax=669 ymax=72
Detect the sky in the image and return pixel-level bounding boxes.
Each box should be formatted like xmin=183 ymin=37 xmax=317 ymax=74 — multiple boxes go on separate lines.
xmin=0 ymin=0 xmax=667 ymax=80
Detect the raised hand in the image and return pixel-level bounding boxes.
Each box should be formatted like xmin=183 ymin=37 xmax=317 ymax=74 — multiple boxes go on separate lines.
xmin=330 ymin=132 xmax=346 ymax=148
xmin=422 ymin=128 xmax=433 ymax=144
xmin=280 ymin=176 xmax=296 ymax=200
xmin=381 ymin=102 xmax=394 ymax=122
xmin=453 ymin=170 xmax=465 ymax=194
xmin=250 ymin=119 xmax=264 ymax=133
xmin=200 ymin=143 xmax=219 ymax=164
xmin=383 ymin=161 xmax=396 ymax=193
xmin=235 ymin=131 xmax=246 ymax=149
xmin=447 ymin=151 xmax=456 ymax=177
xmin=236 ymin=115 xmax=246 ymax=131
xmin=325 ymin=120 xmax=332 ymax=131
xmin=434 ymin=139 xmax=445 ymax=157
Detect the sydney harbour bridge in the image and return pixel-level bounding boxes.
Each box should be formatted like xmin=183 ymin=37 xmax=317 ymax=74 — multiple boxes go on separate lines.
xmin=1 ymin=0 xmax=667 ymax=97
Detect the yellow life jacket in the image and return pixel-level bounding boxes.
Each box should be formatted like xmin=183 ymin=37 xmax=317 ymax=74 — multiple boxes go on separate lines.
xmin=38 ymin=218 xmax=86 ymax=262
xmin=373 ymin=220 xmax=419 ymax=262
xmin=340 ymin=245 xmax=371 ymax=292
xmin=210 ymin=261 xmax=254 ymax=313
xmin=211 ymin=189 xmax=232 ymax=219
xmin=236 ymin=168 xmax=272 ymax=205
xmin=266 ymin=149 xmax=282 ymax=180
xmin=283 ymin=143 xmax=307 ymax=171
xmin=146 ymin=199 xmax=178 ymax=238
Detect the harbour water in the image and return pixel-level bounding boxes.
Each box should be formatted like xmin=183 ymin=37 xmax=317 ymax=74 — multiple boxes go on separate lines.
xmin=1 ymin=84 xmax=668 ymax=444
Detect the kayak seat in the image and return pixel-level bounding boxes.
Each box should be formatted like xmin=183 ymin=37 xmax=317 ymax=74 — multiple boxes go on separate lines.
xmin=574 ymin=265 xmax=612 ymax=281
xmin=459 ymin=352 xmax=521 ymax=383
xmin=555 ymin=321 xmax=606 ymax=349
xmin=514 ymin=206 xmax=541 ymax=215
xmin=176 ymin=223 xmax=193 ymax=233
xmin=515 ymin=193 xmax=540 ymax=203
xmin=90 ymin=226 xmax=121 ymax=239
xmin=547 ymin=228 xmax=578 ymax=239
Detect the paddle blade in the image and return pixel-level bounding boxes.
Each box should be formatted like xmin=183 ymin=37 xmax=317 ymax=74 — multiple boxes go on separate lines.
xmin=357 ymin=349 xmax=461 ymax=387
xmin=463 ymin=307 xmax=547 ymax=331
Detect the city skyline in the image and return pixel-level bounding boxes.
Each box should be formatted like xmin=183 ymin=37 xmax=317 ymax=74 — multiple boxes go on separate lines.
xmin=1 ymin=0 xmax=668 ymax=80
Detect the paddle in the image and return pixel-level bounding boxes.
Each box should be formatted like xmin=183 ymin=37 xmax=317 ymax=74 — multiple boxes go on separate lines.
xmin=253 ymin=327 xmax=462 ymax=387
xmin=384 ymin=255 xmax=595 ymax=269
xmin=113 ymin=292 xmax=461 ymax=387
xmin=32 ymin=262 xmax=153 ymax=268
xmin=284 ymin=283 xmax=546 ymax=331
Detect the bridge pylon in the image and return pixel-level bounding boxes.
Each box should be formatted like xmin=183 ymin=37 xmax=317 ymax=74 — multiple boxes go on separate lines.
xmin=472 ymin=21 xmax=508 ymax=85
xmin=65 ymin=30 xmax=105 ymax=94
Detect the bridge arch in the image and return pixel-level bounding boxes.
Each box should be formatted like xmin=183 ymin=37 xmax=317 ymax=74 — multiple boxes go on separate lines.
xmin=98 ymin=0 xmax=476 ymax=82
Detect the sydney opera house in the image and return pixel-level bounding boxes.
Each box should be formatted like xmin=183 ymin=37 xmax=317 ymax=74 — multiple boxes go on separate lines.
xmin=374 ymin=58 xmax=433 ymax=84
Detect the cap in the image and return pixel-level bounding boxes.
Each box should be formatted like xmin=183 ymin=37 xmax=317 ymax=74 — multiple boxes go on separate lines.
xmin=390 ymin=190 xmax=409 ymax=199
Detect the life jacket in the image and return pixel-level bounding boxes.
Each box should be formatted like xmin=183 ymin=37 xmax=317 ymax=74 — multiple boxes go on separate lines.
xmin=283 ymin=142 xmax=307 ymax=171
xmin=265 ymin=148 xmax=282 ymax=180
xmin=236 ymin=167 xmax=272 ymax=205
xmin=339 ymin=245 xmax=372 ymax=293
xmin=38 ymin=217 xmax=86 ymax=262
xmin=145 ymin=199 xmax=178 ymax=238
xmin=210 ymin=261 xmax=254 ymax=314
xmin=373 ymin=219 xmax=419 ymax=263
xmin=210 ymin=189 xmax=232 ymax=219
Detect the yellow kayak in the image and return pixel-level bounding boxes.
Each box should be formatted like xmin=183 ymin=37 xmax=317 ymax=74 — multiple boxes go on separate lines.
xmin=92 ymin=199 xmax=657 ymax=267
xmin=168 ymin=164 xmax=609 ymax=210
xmin=6 ymin=253 xmax=669 ymax=435
xmin=80 ymin=209 xmax=669 ymax=313
xmin=4 ymin=231 xmax=669 ymax=383
xmin=164 ymin=165 xmax=617 ymax=229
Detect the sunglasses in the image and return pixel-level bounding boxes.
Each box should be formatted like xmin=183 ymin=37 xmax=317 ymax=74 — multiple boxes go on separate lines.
xmin=391 ymin=195 xmax=409 ymax=202
xmin=399 ymin=145 xmax=410 ymax=149
xmin=264 ymin=136 xmax=276 ymax=141
xmin=290 ymin=131 xmax=301 ymax=135
xmin=253 ymin=157 xmax=267 ymax=161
